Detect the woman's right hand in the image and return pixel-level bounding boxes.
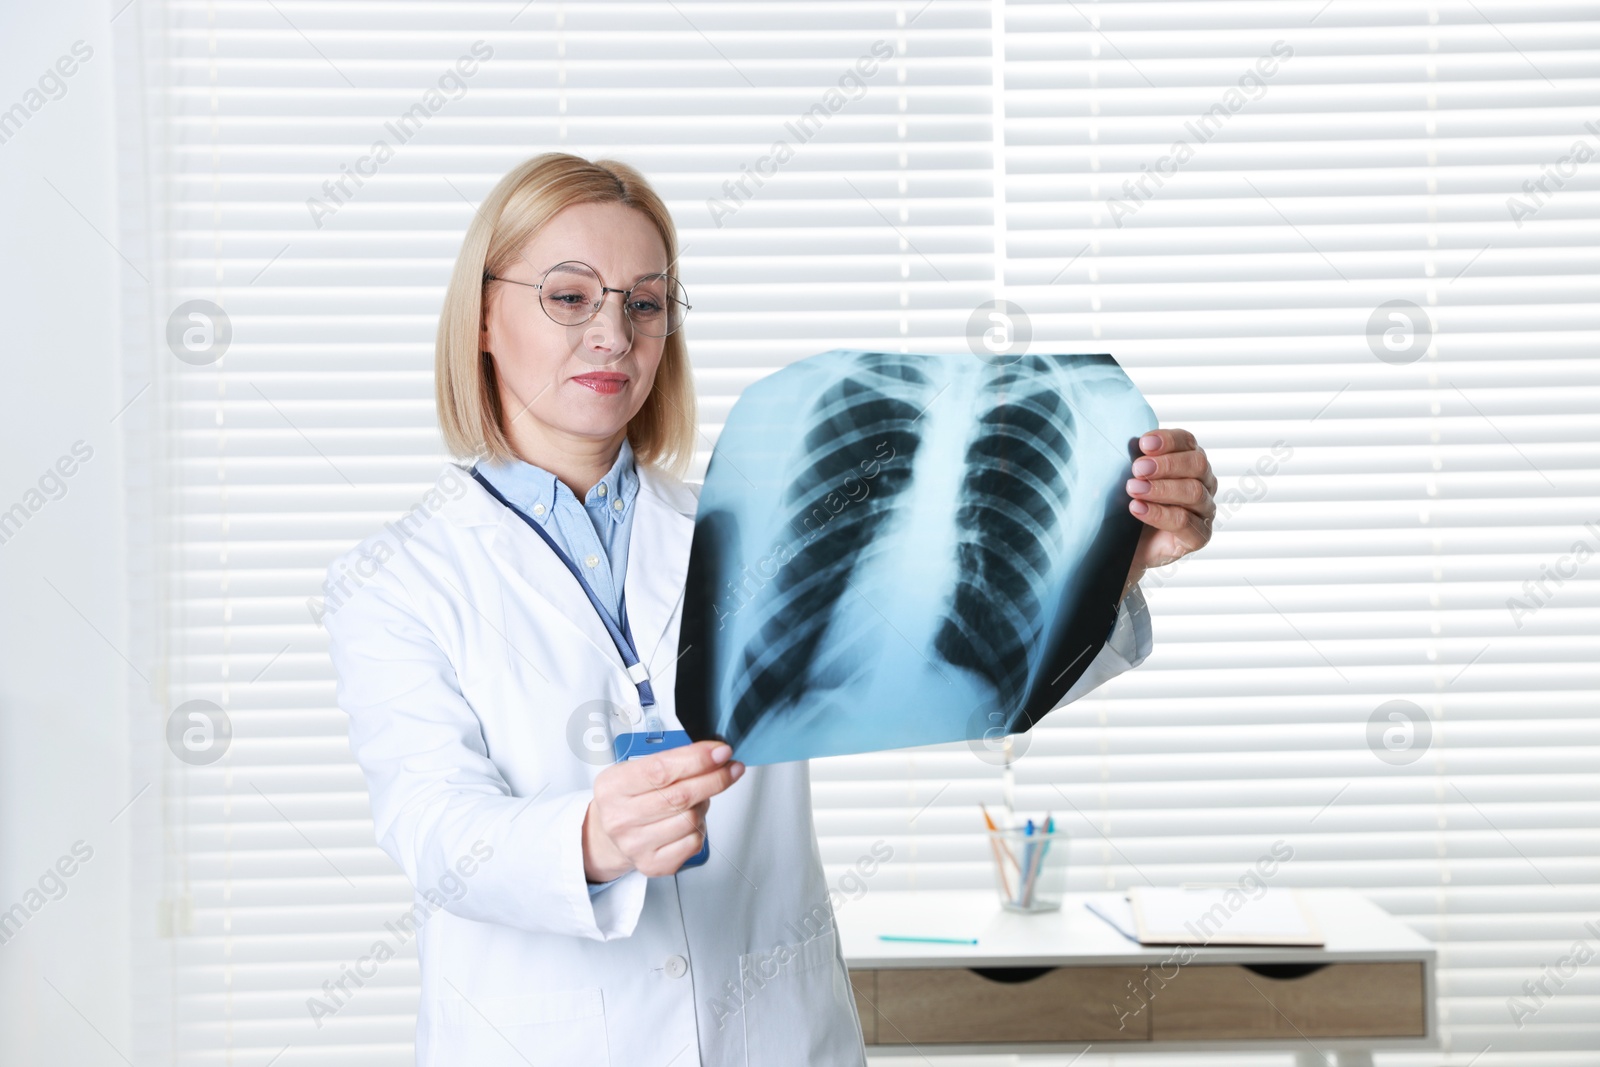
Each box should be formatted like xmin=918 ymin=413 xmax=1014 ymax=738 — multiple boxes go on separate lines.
xmin=582 ymin=740 xmax=745 ymax=881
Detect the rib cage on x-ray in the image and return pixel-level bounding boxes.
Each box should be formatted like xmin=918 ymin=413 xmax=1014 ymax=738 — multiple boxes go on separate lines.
xmin=725 ymin=354 xmax=931 ymax=742
xmin=675 ymin=348 xmax=1152 ymax=763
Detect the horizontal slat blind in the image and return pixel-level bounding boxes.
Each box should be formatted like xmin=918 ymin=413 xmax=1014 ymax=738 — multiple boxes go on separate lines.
xmin=123 ymin=1 xmax=1600 ymax=1064
xmin=998 ymin=2 xmax=1599 ymax=1064
xmin=133 ymin=2 xmax=1004 ymax=1064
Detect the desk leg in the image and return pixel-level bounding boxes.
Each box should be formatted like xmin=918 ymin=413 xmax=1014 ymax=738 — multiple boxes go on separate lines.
xmin=1338 ymin=1053 xmax=1375 ymax=1067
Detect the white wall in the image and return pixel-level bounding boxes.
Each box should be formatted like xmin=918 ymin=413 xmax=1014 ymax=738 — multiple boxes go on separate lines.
xmin=0 ymin=0 xmax=132 ymax=1063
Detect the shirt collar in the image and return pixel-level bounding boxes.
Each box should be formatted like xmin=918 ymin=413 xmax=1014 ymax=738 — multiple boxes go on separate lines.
xmin=476 ymin=436 xmax=639 ymax=525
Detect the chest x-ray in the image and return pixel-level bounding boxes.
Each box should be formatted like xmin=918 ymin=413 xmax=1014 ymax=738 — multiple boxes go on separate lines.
xmin=675 ymin=349 xmax=1155 ymax=765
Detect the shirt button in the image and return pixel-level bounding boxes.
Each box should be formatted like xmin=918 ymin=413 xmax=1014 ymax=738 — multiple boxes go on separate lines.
xmin=612 ymin=499 xmax=624 ymax=511
xmin=663 ymin=954 xmax=688 ymax=979
xmin=532 ymin=503 xmax=546 ymax=516
xmin=597 ymin=483 xmax=608 ymax=497
xmin=584 ymin=554 xmax=599 ymax=568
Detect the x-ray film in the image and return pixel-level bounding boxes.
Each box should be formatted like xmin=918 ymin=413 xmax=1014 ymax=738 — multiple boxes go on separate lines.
xmin=675 ymin=349 xmax=1155 ymax=765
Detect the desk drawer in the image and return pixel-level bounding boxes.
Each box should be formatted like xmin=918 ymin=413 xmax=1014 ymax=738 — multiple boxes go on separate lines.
xmin=1151 ymin=962 xmax=1426 ymax=1039
xmin=855 ymin=966 xmax=1149 ymax=1044
xmin=849 ymin=970 xmax=876 ymax=1045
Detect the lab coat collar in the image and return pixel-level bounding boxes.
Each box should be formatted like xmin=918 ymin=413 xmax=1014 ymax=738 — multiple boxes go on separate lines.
xmin=441 ymin=458 xmax=697 ymax=692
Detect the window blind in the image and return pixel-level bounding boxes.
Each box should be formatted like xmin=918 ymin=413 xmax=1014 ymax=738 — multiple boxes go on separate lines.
xmin=115 ymin=1 xmax=1599 ymax=1065
xmin=121 ymin=2 xmax=1006 ymax=1064
xmin=997 ymin=2 xmax=1599 ymax=1065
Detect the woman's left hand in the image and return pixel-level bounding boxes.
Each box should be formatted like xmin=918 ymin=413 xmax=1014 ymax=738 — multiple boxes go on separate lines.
xmin=1123 ymin=428 xmax=1216 ymax=597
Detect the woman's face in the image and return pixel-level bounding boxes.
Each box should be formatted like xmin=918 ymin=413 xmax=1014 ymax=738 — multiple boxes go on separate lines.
xmin=481 ymin=200 xmax=670 ymax=452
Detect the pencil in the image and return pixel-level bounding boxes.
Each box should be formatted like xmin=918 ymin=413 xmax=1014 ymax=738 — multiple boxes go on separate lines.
xmin=980 ymin=803 xmax=1022 ymax=873
xmin=979 ymin=803 xmax=1015 ymax=899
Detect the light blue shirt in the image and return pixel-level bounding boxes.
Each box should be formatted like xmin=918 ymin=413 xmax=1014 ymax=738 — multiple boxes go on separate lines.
xmin=474 ymin=437 xmax=641 ymax=629
xmin=475 ymin=438 xmax=642 ymax=896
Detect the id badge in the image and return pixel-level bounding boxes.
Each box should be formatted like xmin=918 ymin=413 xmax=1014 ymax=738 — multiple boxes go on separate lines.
xmin=611 ymin=728 xmax=711 ymax=869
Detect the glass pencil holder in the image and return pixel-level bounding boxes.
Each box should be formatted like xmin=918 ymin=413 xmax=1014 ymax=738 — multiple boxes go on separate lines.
xmin=986 ymin=826 xmax=1067 ymax=913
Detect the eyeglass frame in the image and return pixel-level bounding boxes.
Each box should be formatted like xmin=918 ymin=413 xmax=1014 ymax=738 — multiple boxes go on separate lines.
xmin=482 ymin=259 xmax=692 ymax=337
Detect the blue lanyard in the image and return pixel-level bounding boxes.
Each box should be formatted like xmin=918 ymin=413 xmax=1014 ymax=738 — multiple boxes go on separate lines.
xmin=470 ymin=466 xmax=658 ymax=711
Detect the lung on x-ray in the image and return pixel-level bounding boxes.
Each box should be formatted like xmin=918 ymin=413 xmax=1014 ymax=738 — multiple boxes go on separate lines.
xmin=674 ymin=349 xmax=1155 ymax=766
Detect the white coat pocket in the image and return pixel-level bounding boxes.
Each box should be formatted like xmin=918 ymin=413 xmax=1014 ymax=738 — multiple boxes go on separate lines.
xmin=739 ymin=934 xmax=865 ymax=1067
xmin=428 ymin=987 xmax=611 ymax=1067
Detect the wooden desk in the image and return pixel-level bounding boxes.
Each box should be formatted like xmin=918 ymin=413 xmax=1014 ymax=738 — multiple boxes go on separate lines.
xmin=837 ymin=890 xmax=1436 ymax=1066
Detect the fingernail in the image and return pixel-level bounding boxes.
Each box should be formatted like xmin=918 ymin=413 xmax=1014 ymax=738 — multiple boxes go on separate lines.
xmin=1127 ymin=478 xmax=1151 ymax=495
xmin=711 ymin=744 xmax=732 ymax=764
xmin=1132 ymin=458 xmax=1156 ymax=476
xmin=1131 ymin=499 xmax=1150 ymax=515
xmin=730 ymin=762 xmax=745 ymax=781
xmin=1140 ymin=434 xmax=1161 ymax=452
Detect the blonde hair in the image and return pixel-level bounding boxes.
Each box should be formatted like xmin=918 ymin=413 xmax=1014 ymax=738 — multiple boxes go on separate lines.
xmin=435 ymin=152 xmax=697 ymax=476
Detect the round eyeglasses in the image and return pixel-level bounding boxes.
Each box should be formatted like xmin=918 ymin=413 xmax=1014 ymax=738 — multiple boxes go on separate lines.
xmin=484 ymin=260 xmax=691 ymax=338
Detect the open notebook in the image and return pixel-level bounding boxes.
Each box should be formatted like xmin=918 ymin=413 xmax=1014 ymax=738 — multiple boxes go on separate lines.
xmin=1088 ymin=887 xmax=1324 ymax=947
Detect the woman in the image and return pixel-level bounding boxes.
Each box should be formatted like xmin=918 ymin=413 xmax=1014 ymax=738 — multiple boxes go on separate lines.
xmin=324 ymin=152 xmax=1216 ymax=1067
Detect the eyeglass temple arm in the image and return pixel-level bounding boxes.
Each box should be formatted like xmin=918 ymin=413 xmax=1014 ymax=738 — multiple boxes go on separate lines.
xmin=482 ymin=272 xmax=541 ymax=289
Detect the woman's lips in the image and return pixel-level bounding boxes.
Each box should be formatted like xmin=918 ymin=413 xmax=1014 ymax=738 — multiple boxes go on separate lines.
xmin=571 ymin=372 xmax=628 ymax=396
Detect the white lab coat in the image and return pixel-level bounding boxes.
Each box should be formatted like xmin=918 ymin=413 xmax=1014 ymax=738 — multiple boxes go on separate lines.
xmin=322 ymin=459 xmax=1152 ymax=1067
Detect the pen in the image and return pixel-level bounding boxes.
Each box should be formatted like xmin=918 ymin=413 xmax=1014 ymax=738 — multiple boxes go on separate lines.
xmin=1021 ymin=815 xmax=1055 ymax=908
xmin=878 ymin=935 xmax=979 ymax=945
xmin=1020 ymin=819 xmax=1037 ymax=908
xmin=1030 ymin=825 xmax=1056 ymax=908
